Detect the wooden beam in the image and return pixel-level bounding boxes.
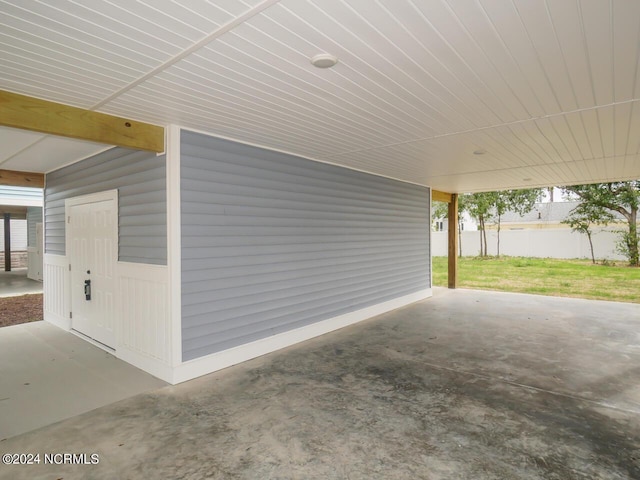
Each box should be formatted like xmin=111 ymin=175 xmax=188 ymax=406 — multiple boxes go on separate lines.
xmin=0 ymin=90 xmax=164 ymax=153
xmin=0 ymin=206 xmax=27 ymax=219
xmin=448 ymin=193 xmax=458 ymax=289
xmin=432 ymin=189 xmax=452 ymax=203
xmin=0 ymin=169 xmax=44 ymax=188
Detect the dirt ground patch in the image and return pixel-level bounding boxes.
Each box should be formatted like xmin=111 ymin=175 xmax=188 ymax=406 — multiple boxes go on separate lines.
xmin=0 ymin=294 xmax=43 ymax=328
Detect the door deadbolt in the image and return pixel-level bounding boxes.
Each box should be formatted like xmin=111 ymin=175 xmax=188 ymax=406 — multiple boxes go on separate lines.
xmin=84 ymin=279 xmax=91 ymax=301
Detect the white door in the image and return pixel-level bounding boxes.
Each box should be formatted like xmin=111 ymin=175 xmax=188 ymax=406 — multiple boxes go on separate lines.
xmin=68 ymin=196 xmax=117 ymax=348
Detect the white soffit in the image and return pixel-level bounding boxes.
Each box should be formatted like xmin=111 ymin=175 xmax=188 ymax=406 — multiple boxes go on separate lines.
xmin=1 ymin=0 xmax=639 ymax=192
xmin=0 ymin=126 xmax=111 ymax=173
xmin=0 ymin=126 xmax=107 ymax=174
xmin=0 ymin=126 xmax=44 ymax=162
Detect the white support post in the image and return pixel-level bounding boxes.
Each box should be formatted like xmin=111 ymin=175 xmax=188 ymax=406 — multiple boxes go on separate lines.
xmin=166 ymin=125 xmax=183 ymax=372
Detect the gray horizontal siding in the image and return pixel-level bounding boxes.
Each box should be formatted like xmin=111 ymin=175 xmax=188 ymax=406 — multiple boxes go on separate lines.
xmin=45 ymin=147 xmax=167 ymax=265
xmin=0 ymin=186 xmax=43 ymax=201
xmin=181 ymin=131 xmax=430 ymax=362
xmin=26 ymin=206 xmax=42 ymax=248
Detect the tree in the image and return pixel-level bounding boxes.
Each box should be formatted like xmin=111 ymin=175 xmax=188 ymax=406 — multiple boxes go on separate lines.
xmin=431 ymin=201 xmax=448 ymax=229
xmin=431 ymin=196 xmax=467 ymax=257
xmin=456 ymin=194 xmax=468 ymax=257
xmin=465 ymin=192 xmax=497 ymax=256
xmin=548 ymin=186 xmax=555 ymax=202
xmin=493 ymin=189 xmax=543 ymax=257
xmin=563 ymin=182 xmax=639 ymax=266
xmin=562 ymin=204 xmax=613 ymax=264
xmin=464 ymin=189 xmax=541 ymax=257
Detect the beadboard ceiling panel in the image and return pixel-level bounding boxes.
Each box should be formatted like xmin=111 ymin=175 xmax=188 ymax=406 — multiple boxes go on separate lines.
xmin=1 ymin=0 xmax=639 ymax=191
xmin=0 ymin=127 xmax=44 ymax=162
xmin=0 ymin=0 xmax=265 ymax=106
xmin=0 ymin=126 xmax=110 ymax=173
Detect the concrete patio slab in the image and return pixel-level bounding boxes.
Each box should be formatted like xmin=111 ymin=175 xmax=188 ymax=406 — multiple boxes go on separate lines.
xmin=1 ymin=288 xmax=639 ymax=479
xmin=0 ymin=321 xmax=167 ymax=439
xmin=0 ymin=269 xmax=42 ymax=298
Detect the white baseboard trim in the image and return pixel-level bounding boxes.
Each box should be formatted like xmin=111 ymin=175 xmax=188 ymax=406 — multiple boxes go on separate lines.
xmin=117 ymin=346 xmax=174 ymax=383
xmin=44 ymin=311 xmax=71 ymax=331
xmin=171 ymin=288 xmax=432 ymax=384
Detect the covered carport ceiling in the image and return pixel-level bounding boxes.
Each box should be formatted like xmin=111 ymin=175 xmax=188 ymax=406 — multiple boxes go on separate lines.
xmin=1 ymin=0 xmax=639 ymax=192
xmin=0 ymin=126 xmax=110 ymax=173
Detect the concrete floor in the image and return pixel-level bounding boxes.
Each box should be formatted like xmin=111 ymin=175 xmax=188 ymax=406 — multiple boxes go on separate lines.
xmin=0 ymin=322 xmax=167 ymax=439
xmin=0 ymin=269 xmax=42 ymax=297
xmin=1 ymin=288 xmax=639 ymax=480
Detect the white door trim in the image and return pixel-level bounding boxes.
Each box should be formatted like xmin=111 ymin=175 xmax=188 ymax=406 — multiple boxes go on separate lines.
xmin=64 ymin=190 xmax=119 ymax=212
xmin=166 ymin=125 xmax=182 ymax=367
xmin=65 ymin=189 xmax=118 ymax=349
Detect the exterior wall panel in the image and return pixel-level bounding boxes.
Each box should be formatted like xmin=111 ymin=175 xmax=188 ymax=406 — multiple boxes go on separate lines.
xmin=181 ymin=131 xmax=430 ymax=362
xmin=45 ymin=148 xmax=167 ymax=265
xmin=0 ymin=219 xmax=27 ymax=251
xmin=27 ymin=206 xmax=42 ymax=248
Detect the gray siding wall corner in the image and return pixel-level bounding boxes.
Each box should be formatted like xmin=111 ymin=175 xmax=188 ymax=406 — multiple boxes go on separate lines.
xmin=45 ymin=148 xmax=167 ymax=265
xmin=181 ymin=130 xmax=431 ymax=362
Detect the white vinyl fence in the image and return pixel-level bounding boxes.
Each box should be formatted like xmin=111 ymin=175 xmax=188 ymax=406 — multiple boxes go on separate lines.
xmin=0 ymin=219 xmax=28 ymax=251
xmin=432 ymin=228 xmax=626 ymax=261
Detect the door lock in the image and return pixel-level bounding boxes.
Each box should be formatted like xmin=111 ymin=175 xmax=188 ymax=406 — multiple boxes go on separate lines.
xmin=84 ymin=279 xmax=91 ymax=301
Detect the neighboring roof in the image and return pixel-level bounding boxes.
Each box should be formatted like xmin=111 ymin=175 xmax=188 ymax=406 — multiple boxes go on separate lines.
xmin=1 ymin=2 xmax=640 ymax=192
xmin=501 ymin=201 xmax=625 ymax=224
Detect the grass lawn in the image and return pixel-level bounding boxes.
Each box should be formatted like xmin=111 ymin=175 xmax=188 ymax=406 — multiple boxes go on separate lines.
xmin=432 ymin=256 xmax=640 ymax=304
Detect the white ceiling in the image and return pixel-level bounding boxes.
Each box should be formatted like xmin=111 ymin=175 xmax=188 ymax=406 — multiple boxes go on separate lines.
xmin=1 ymin=0 xmax=639 ymax=192
xmin=0 ymin=126 xmax=111 ymax=172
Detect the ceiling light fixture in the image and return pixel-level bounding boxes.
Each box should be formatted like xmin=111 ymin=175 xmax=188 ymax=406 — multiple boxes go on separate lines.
xmin=522 ymin=178 xmax=532 ymax=182
xmin=473 ymin=149 xmax=486 ymax=155
xmin=311 ymin=53 xmax=338 ymax=68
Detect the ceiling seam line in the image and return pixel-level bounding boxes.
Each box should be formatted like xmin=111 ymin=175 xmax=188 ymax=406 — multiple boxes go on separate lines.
xmin=539 ymin=0 xmax=593 ymax=169
xmin=89 ymin=0 xmax=282 ymax=111
xmin=278 ymin=2 xmax=455 ymax=135
xmin=475 ymin=0 xmax=546 ymax=116
xmin=205 ymin=37 xmax=416 ymax=143
xmin=575 ymin=0 xmax=600 ymax=162
xmin=510 ymin=0 xmax=564 ymax=113
xmin=130 ymin=58 xmax=398 ymax=148
xmin=543 ymin=0 xmax=580 ymax=110
xmin=425 ymin=153 xmax=634 ymax=179
xmin=369 ymin=0 xmax=485 ymax=129
xmin=63 ymin=0 xmax=200 ymax=52
xmin=0 ymin=137 xmax=49 ymax=169
xmin=119 ymin=76 xmax=379 ymax=151
xmin=406 ymin=0 xmax=513 ymax=125
xmin=317 ymin=99 xmax=640 ymax=159
xmin=337 ymin=0 xmax=478 ymax=131
xmin=441 ymin=0 xmax=532 ymax=119
xmin=239 ymin=11 xmax=441 ymax=135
